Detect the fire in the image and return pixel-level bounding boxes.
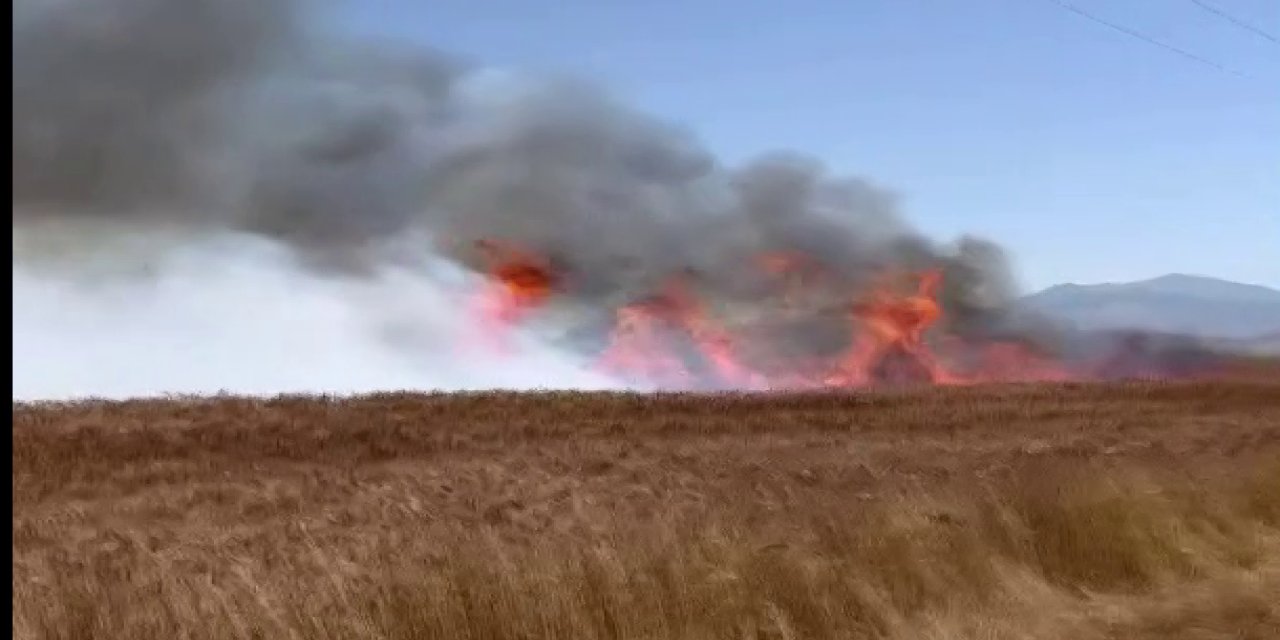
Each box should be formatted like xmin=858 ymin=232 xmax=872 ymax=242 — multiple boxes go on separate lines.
xmin=461 ymin=239 xmax=1191 ymax=389
xmin=596 ymin=277 xmax=765 ymax=389
xmin=593 ymin=267 xmax=963 ymax=389
xmin=595 ymin=294 xmax=693 ymax=387
xmin=832 ymin=269 xmax=955 ymax=386
xmin=467 ymin=239 xmax=557 ymax=354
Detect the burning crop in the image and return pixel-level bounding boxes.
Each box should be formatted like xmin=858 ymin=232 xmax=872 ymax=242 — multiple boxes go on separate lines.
xmin=12 ymin=0 xmax=1254 ymax=398
xmin=468 ymin=239 xmax=560 ymax=354
xmin=595 ymin=275 xmax=765 ymax=389
xmin=460 ymin=241 xmax=1192 ymax=390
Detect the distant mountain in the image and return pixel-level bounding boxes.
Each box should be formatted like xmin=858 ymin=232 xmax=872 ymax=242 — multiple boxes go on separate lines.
xmin=1021 ymin=274 xmax=1280 ymax=343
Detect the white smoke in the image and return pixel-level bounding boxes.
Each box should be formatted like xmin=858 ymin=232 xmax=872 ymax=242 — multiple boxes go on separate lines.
xmin=13 ymin=230 xmax=617 ymax=400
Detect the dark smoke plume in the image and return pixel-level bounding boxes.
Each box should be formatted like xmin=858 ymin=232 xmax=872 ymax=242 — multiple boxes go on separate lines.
xmin=14 ymin=0 xmax=1050 ymax=375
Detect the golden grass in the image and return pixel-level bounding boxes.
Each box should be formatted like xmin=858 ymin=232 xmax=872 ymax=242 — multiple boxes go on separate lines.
xmin=12 ymin=381 xmax=1280 ymax=639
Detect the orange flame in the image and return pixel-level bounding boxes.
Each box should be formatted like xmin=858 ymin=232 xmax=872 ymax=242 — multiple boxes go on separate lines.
xmin=595 ymin=297 xmax=693 ymax=387
xmin=596 ymin=277 xmax=764 ymax=389
xmin=462 ymin=240 xmax=1103 ymax=388
xmin=468 ymin=239 xmax=557 ymax=354
xmin=829 ymin=269 xmax=956 ymax=386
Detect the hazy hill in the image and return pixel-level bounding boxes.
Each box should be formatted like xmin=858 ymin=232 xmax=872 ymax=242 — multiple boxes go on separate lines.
xmin=1022 ymin=274 xmax=1280 ymax=343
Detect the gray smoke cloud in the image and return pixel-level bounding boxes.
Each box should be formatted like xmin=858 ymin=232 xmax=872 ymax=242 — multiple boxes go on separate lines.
xmin=13 ymin=0 xmax=1037 ymax=397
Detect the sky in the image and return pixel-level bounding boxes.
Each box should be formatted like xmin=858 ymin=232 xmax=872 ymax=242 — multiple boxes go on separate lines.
xmin=331 ymin=0 xmax=1278 ymax=292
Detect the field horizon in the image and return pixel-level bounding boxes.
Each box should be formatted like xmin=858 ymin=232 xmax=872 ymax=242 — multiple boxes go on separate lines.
xmin=13 ymin=380 xmax=1280 ymax=639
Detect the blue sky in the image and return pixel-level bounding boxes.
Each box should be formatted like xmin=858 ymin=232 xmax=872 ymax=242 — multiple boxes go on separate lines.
xmin=333 ymin=0 xmax=1278 ymax=291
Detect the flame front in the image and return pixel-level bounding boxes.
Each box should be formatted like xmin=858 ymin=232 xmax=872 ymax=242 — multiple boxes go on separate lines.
xmin=462 ymin=241 xmax=1181 ymax=388
xmin=468 ymin=239 xmax=557 ymax=354
xmin=595 ymin=277 xmax=764 ymax=389
xmin=827 ymin=269 xmax=949 ymax=385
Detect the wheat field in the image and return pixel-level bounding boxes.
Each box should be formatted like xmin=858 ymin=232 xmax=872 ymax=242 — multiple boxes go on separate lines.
xmin=12 ymin=381 xmax=1280 ymax=639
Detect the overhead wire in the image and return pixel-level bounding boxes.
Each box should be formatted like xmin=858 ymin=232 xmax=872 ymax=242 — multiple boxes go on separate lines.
xmin=1043 ymin=0 xmax=1253 ymax=79
xmin=1187 ymin=0 xmax=1279 ymax=44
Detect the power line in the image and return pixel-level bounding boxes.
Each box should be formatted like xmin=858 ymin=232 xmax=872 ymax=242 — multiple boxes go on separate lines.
xmin=1188 ymin=0 xmax=1279 ymax=44
xmin=1044 ymin=0 xmax=1252 ymax=78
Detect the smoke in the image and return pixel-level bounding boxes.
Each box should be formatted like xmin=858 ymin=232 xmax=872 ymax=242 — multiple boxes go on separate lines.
xmin=13 ymin=0 xmax=1032 ymax=399
xmin=12 ymin=229 xmax=615 ymax=400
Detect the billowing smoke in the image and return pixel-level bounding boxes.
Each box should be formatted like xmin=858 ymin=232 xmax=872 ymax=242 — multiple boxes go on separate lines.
xmin=13 ymin=229 xmax=615 ymax=399
xmin=13 ymin=0 xmax=1059 ymax=399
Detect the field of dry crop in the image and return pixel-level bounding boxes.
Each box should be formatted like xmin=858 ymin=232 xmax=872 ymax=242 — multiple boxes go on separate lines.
xmin=12 ymin=381 xmax=1280 ymax=639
